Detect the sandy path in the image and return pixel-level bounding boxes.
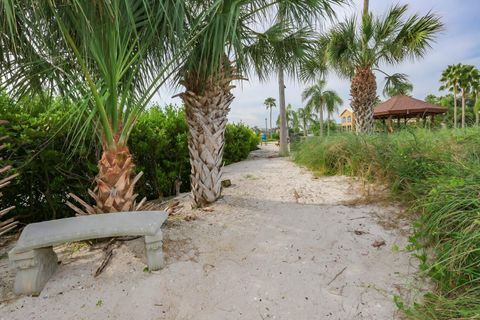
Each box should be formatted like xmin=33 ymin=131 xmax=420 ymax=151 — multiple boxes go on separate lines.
xmin=0 ymin=144 xmax=419 ymax=320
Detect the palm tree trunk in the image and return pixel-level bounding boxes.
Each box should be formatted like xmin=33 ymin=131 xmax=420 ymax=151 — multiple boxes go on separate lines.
xmin=278 ymin=66 xmax=288 ymax=156
xmin=327 ymin=112 xmax=331 ymax=136
xmin=319 ymin=106 xmax=324 ymax=136
xmin=351 ymin=66 xmax=377 ymax=133
xmin=180 ymin=71 xmax=233 ymax=207
xmin=453 ymin=87 xmax=458 ymax=128
xmin=93 ymin=144 xmax=141 ymax=213
xmin=363 ymin=0 xmax=369 ymax=15
xmin=269 ymin=107 xmax=273 ymax=138
xmin=461 ymin=89 xmax=466 ymax=128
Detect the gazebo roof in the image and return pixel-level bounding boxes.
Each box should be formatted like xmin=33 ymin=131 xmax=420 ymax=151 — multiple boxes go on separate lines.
xmin=373 ymin=95 xmax=447 ymax=119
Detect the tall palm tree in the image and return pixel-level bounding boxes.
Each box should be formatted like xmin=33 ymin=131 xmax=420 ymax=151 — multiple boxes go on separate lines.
xmin=302 ymin=79 xmax=339 ymax=137
xmin=2 ymin=1 xmax=201 ymax=213
xmin=440 ymin=64 xmax=462 ymax=128
xmin=176 ymin=0 xmax=347 ymax=206
xmin=324 ymin=92 xmax=343 ymax=136
xmin=264 ymin=97 xmax=277 ymax=138
xmin=274 ymin=1 xmax=344 ymax=156
xmin=320 ymin=4 xmax=443 ymax=133
xmin=458 ymin=64 xmax=477 ymax=128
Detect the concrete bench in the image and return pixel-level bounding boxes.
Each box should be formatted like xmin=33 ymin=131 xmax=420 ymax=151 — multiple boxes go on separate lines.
xmin=8 ymin=211 xmax=168 ymax=295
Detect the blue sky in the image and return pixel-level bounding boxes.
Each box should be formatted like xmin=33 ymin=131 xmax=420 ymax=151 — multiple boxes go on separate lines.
xmin=160 ymin=0 xmax=480 ymax=128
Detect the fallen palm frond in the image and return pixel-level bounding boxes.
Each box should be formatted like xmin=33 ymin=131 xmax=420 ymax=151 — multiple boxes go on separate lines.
xmin=0 ymin=121 xmax=17 ymax=237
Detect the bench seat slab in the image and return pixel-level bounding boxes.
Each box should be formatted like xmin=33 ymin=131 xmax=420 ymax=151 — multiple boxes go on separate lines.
xmin=9 ymin=247 xmax=58 ymax=295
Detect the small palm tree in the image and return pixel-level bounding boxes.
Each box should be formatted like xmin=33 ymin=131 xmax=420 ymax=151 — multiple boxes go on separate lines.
xmin=440 ymin=64 xmax=462 ymax=128
xmin=302 ymin=79 xmax=340 ymax=137
xmin=2 ymin=1 xmax=196 ymax=213
xmin=297 ymin=106 xmax=315 ymax=136
xmin=324 ymin=93 xmax=343 ymax=136
xmin=383 ymin=75 xmax=414 ymax=98
xmin=320 ymin=4 xmax=443 ymax=133
xmin=264 ymin=97 xmax=277 ymax=138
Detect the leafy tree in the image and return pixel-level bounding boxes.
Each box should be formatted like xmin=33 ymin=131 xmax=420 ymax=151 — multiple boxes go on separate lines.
xmin=302 ymin=79 xmax=341 ymax=137
xmin=264 ymin=97 xmax=277 ymax=138
xmin=319 ymin=4 xmax=443 ymax=133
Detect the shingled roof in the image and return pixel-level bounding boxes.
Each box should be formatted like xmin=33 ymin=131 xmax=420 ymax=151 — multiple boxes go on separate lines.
xmin=373 ymin=95 xmax=447 ymax=119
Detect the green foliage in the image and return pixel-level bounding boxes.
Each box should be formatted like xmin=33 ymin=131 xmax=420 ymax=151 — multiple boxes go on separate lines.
xmin=223 ymin=123 xmax=259 ymax=165
xmin=0 ymin=95 xmax=258 ymax=223
xmin=293 ymin=129 xmax=480 ymax=319
xmin=129 ymin=106 xmax=190 ymax=199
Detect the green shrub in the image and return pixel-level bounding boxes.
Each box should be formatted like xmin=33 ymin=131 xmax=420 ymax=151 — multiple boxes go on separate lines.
xmin=224 ymin=123 xmax=259 ymax=165
xmin=129 ymin=106 xmax=190 ymax=199
xmin=293 ymin=129 xmax=480 ymax=319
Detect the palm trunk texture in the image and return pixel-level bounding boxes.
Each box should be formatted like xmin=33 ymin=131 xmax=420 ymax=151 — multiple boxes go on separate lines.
xmin=67 ymin=143 xmax=145 ymax=215
xmin=351 ymin=66 xmax=377 ymax=133
xmin=180 ymin=70 xmax=233 ymax=207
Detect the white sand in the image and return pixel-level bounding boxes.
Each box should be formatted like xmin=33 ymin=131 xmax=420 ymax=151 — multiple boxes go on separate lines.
xmin=0 ymin=143 xmax=421 ymax=319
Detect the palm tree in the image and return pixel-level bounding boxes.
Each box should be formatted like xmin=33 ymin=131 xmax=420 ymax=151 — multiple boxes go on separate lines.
xmin=440 ymin=64 xmax=462 ymax=128
xmin=2 ymin=1 xmax=199 ymax=213
xmin=383 ymin=75 xmax=414 ymax=98
xmin=297 ymin=106 xmax=315 ymax=136
xmin=471 ymin=69 xmax=480 ymax=126
xmin=302 ymin=79 xmax=340 ymax=137
xmin=458 ymin=64 xmax=477 ymax=128
xmin=176 ymin=1 xmax=347 ymax=206
xmin=320 ymin=4 xmax=443 ymax=133
xmin=264 ymin=97 xmax=277 ymax=138
xmin=324 ymin=92 xmax=343 ymax=136
xmin=276 ymin=103 xmax=298 ymax=133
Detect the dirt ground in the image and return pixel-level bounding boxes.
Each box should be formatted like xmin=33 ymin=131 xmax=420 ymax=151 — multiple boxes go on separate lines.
xmin=0 ymin=143 xmax=423 ymax=320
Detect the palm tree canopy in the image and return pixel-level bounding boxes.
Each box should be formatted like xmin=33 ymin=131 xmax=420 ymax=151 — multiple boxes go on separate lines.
xmin=179 ymin=0 xmax=347 ymax=93
xmin=439 ymin=63 xmax=462 ymax=93
xmin=1 ymin=1 xmax=206 ymax=149
xmin=323 ymin=4 xmax=443 ymax=79
xmin=383 ymin=73 xmax=413 ymax=97
xmin=264 ymin=97 xmax=277 ymax=109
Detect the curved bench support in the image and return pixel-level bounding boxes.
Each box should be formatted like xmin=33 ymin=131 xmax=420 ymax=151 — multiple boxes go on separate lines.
xmin=145 ymin=229 xmax=164 ymax=270
xmin=9 ymin=247 xmax=58 ymax=295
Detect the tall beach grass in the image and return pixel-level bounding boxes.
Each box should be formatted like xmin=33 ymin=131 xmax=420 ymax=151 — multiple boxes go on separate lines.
xmin=293 ymin=128 xmax=480 ymax=319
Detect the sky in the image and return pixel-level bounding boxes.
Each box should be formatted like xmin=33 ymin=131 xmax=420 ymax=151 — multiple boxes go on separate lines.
xmin=158 ymin=0 xmax=480 ymax=128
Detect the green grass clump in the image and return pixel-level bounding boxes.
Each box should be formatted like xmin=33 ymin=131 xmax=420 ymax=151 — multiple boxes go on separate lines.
xmin=293 ymin=128 xmax=480 ymax=319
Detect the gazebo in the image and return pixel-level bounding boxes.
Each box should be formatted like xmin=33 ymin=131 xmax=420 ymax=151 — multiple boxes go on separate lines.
xmin=373 ymin=95 xmax=447 ymax=132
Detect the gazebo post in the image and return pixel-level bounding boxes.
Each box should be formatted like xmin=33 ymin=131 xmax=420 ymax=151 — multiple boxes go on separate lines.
xmin=397 ymin=117 xmax=400 ymax=128
xmin=431 ymin=114 xmax=435 ymax=127
xmin=387 ymin=116 xmax=393 ymax=133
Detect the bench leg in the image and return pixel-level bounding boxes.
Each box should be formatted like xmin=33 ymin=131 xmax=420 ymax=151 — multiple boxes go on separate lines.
xmin=9 ymin=247 xmax=58 ymax=296
xmin=145 ymin=230 xmax=164 ymax=271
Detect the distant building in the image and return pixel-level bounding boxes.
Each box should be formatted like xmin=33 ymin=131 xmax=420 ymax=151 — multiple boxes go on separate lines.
xmin=339 ymin=109 xmax=355 ymax=131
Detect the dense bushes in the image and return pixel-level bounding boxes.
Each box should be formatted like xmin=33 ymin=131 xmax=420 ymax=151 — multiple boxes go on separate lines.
xmin=0 ymin=94 xmax=258 ymax=224
xmin=293 ymin=129 xmax=480 ymax=319
xmin=224 ymin=123 xmax=259 ymax=164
